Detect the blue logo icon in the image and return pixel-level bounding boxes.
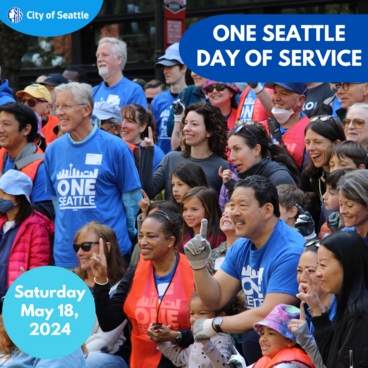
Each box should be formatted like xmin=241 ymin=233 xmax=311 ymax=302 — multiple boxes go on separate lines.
xmin=8 ymin=7 xmax=23 ymax=23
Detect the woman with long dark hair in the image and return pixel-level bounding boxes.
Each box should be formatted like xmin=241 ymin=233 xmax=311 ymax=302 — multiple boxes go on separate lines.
xmin=121 ymin=104 xmax=165 ymax=173
xmin=294 ymin=231 xmax=368 ymax=367
xmin=301 ymin=116 xmax=345 ymax=201
xmin=219 ymin=121 xmax=299 ymax=211
xmin=140 ymin=103 xmax=229 ymax=199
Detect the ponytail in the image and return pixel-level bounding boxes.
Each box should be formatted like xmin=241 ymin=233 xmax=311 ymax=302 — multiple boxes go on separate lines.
xmin=268 ymin=144 xmax=300 ymax=185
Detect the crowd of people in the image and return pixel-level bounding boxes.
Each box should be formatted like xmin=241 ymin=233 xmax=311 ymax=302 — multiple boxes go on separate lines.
xmin=0 ymin=36 xmax=368 ymax=368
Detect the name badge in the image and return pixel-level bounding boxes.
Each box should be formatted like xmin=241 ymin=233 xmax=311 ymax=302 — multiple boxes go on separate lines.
xmin=85 ymin=154 xmax=103 ymax=165
xmin=215 ymin=257 xmax=225 ymax=270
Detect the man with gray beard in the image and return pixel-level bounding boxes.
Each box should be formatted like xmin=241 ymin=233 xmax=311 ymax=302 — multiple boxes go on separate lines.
xmin=92 ymin=37 xmax=147 ymax=110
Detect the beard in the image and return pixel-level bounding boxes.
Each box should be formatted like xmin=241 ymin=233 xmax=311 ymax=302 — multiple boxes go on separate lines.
xmin=98 ymin=66 xmax=110 ymax=79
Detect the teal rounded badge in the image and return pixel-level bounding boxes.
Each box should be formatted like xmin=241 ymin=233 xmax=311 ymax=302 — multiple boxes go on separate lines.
xmin=3 ymin=266 xmax=95 ymax=359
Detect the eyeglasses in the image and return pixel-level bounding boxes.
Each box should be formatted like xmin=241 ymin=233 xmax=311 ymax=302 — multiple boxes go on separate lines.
xmin=230 ymin=122 xmax=261 ymax=145
xmin=154 ymin=210 xmax=176 ymax=235
xmin=342 ymin=118 xmax=366 ymax=129
xmin=73 ymin=241 xmax=99 ymax=253
xmin=303 ymin=239 xmax=320 ymax=248
xmin=18 ymin=97 xmax=48 ymax=107
xmin=204 ymin=84 xmax=227 ymax=94
xmin=334 ymin=83 xmax=365 ymax=91
xmin=54 ymin=104 xmax=86 ymax=111
xmin=310 ymin=115 xmax=335 ymax=123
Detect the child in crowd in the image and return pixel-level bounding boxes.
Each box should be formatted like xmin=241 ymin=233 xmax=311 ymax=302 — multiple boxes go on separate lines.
xmin=318 ymin=169 xmax=347 ymax=239
xmin=155 ymin=291 xmax=245 ymax=368
xmin=250 ymin=304 xmax=315 ymax=368
xmin=171 ymin=162 xmax=209 ymax=205
xmin=180 ymin=187 xmax=225 ymax=251
xmin=277 ymin=185 xmax=319 ymax=239
xmin=329 ymin=140 xmax=366 ymax=172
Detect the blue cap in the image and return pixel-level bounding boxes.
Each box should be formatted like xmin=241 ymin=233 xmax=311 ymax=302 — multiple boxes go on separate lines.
xmin=93 ymin=102 xmax=122 ymax=125
xmin=0 ymin=170 xmax=32 ymax=203
xmin=41 ymin=73 xmax=69 ymax=86
xmin=155 ymin=43 xmax=184 ymax=68
xmin=264 ymin=82 xmax=308 ymax=97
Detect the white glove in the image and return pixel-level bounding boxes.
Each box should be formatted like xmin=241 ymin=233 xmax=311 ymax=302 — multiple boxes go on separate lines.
xmin=193 ymin=318 xmax=216 ymax=342
xmin=172 ymin=96 xmax=185 ymax=124
xmin=184 ymin=219 xmax=211 ymax=270
xmin=227 ymin=344 xmax=247 ymax=368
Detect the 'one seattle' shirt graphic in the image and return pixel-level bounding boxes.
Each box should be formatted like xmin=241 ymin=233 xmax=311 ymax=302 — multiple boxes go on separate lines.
xmin=57 ymin=164 xmax=98 ymax=210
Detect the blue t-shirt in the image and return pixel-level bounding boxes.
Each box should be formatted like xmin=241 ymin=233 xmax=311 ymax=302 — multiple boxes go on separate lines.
xmin=93 ymin=77 xmax=148 ymax=109
xmin=332 ymin=96 xmax=342 ymax=119
xmin=238 ymin=83 xmax=264 ymax=122
xmin=150 ymin=89 xmax=176 ymax=154
xmin=44 ymin=129 xmax=141 ymax=267
xmin=136 ymin=143 xmax=165 ymax=173
xmin=4 ymin=155 xmax=50 ymax=203
xmin=221 ymin=220 xmax=304 ymax=309
xmin=154 ymin=258 xmax=178 ymax=302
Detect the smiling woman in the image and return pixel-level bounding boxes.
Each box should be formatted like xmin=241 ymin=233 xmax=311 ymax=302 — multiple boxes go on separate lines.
xmin=140 ymin=103 xmax=229 ymax=200
xmin=297 ymin=231 xmax=368 ymax=367
xmin=92 ymin=211 xmax=195 ymax=368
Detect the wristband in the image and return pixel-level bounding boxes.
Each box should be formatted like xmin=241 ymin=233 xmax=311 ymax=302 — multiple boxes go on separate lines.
xmin=311 ymin=308 xmax=327 ymax=319
xmin=252 ymin=83 xmax=264 ymax=95
xmin=94 ymin=277 xmax=109 ymax=285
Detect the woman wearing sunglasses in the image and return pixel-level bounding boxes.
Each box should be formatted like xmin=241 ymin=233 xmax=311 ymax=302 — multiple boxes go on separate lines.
xmin=343 ymin=102 xmax=368 ymax=151
xmin=202 ymin=81 xmax=241 ymax=131
xmin=91 ymin=210 xmax=195 ymax=368
xmin=140 ymin=103 xmax=229 ymax=200
xmin=301 ymin=115 xmax=345 ymax=230
xmin=73 ymin=221 xmax=128 ymax=368
xmin=0 ymin=170 xmax=53 ymax=314
xmin=293 ymin=231 xmax=368 ymax=367
xmin=219 ymin=121 xmax=299 ymax=211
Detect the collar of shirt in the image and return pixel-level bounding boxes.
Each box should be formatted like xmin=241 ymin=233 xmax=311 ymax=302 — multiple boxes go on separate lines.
xmin=68 ymin=123 xmax=98 ymax=145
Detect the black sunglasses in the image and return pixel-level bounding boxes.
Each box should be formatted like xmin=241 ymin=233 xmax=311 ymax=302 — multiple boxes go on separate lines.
xmin=73 ymin=241 xmax=99 ymax=253
xmin=204 ymin=83 xmax=227 ymax=93
xmin=230 ymin=122 xmax=261 ymax=145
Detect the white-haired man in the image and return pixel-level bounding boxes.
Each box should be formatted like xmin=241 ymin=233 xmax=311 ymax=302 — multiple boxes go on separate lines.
xmin=93 ymin=37 xmax=147 ymax=109
xmin=44 ymin=82 xmax=142 ymax=268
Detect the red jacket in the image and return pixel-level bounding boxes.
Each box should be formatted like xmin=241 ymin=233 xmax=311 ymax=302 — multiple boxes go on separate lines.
xmin=3 ymin=210 xmax=54 ymax=288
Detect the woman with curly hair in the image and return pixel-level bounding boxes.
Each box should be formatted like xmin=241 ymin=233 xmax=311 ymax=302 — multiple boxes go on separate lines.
xmin=140 ymin=103 xmax=229 ymax=200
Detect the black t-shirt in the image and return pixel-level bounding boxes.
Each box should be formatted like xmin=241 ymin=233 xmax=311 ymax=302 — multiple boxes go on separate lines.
xmin=303 ymin=83 xmax=334 ymax=118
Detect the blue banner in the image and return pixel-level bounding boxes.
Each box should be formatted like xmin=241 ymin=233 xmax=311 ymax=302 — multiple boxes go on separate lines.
xmin=0 ymin=0 xmax=103 ymax=37
xmin=180 ymin=15 xmax=367 ymax=82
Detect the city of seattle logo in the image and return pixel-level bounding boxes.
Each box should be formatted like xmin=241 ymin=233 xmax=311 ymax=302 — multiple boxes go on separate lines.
xmin=8 ymin=7 xmax=23 ymax=23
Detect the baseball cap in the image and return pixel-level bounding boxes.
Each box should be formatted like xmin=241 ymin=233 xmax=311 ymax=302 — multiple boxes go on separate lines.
xmin=254 ymin=304 xmax=300 ymax=342
xmin=0 ymin=170 xmax=33 ymax=203
xmin=93 ymin=102 xmax=122 ymax=125
xmin=155 ymin=43 xmax=184 ymax=68
xmin=41 ymin=73 xmax=69 ymax=86
xmin=16 ymin=84 xmax=52 ymax=103
xmin=264 ymin=82 xmax=308 ymax=97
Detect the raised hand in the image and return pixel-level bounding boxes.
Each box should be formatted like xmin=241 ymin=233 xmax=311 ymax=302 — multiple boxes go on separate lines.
xmin=246 ymin=83 xmax=263 ymax=94
xmin=139 ymin=189 xmax=150 ymax=219
xmin=90 ymin=238 xmax=108 ymax=284
xmin=193 ymin=318 xmax=216 ymax=342
xmin=295 ymin=204 xmax=315 ymax=237
xmin=184 ymin=219 xmax=211 ymax=270
xmin=172 ymin=91 xmax=186 ymax=116
xmin=218 ymin=167 xmax=233 ymax=184
xmin=297 ymin=269 xmax=325 ymax=315
xmin=140 ymin=126 xmax=154 ymax=149
xmin=288 ymin=301 xmax=307 ymax=333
